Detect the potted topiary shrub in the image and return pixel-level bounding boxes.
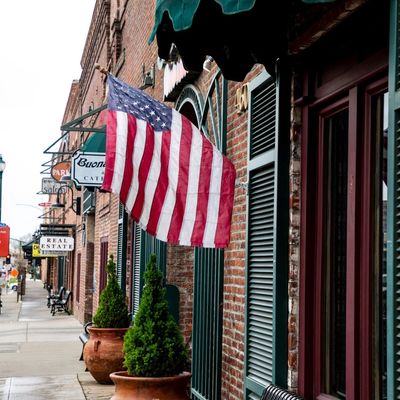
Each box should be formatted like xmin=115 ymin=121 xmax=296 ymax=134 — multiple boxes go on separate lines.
xmin=110 ymin=253 xmax=191 ymax=400
xmin=83 ymin=254 xmax=131 ymax=384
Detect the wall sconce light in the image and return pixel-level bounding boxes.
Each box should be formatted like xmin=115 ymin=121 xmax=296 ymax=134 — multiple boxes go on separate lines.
xmin=139 ymin=64 xmax=155 ymax=90
xmin=51 ymin=185 xmax=81 ymax=215
xmin=203 ymin=56 xmax=214 ymax=72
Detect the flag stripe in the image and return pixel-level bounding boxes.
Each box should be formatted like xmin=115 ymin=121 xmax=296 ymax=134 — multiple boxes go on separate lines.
xmin=131 ymin=123 xmax=155 ymax=219
xmin=111 ymin=112 xmax=129 ymax=195
xmin=167 ymin=116 xmax=192 ymax=244
xmin=202 ymin=148 xmax=223 ymax=247
xmin=190 ymin=136 xmax=213 ymax=246
xmin=178 ymin=124 xmax=203 ymax=246
xmin=140 ymin=130 xmax=163 ymax=228
xmin=125 ymin=119 xmax=147 ymax=213
xmin=119 ymin=114 xmax=137 ymax=204
xmin=214 ymin=157 xmax=236 ymax=247
xmin=157 ymin=112 xmax=182 ymax=241
xmin=102 ymin=110 xmax=117 ymax=190
xmin=146 ymin=131 xmax=171 ymax=236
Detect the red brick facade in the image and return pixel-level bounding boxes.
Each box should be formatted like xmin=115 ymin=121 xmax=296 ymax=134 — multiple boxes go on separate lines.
xmin=48 ymin=1 xmax=277 ymax=399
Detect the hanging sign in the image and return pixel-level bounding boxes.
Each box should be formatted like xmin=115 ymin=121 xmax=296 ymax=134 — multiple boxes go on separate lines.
xmin=39 ymin=236 xmax=74 ymax=252
xmin=38 ymin=202 xmax=53 ymax=208
xmin=40 ymin=250 xmax=68 ymax=257
xmin=71 ymin=152 xmax=105 ymax=187
xmin=51 ymin=161 xmax=71 ymax=182
xmin=41 ymin=178 xmax=67 ymax=194
xmin=33 ymin=243 xmax=62 ymax=257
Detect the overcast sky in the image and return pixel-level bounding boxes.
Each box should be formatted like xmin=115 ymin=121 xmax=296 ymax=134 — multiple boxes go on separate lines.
xmin=0 ymin=1 xmax=95 ymax=243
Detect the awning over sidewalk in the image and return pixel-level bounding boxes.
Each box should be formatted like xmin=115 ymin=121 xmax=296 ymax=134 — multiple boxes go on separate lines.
xmin=80 ymin=132 xmax=106 ymax=153
xmin=149 ymin=0 xmax=336 ymax=81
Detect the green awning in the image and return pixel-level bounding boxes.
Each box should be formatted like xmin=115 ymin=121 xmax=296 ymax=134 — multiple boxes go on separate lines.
xmin=150 ymin=0 xmax=336 ymax=81
xmin=149 ymin=0 xmax=257 ymax=43
xmin=80 ymin=132 xmax=106 ymax=153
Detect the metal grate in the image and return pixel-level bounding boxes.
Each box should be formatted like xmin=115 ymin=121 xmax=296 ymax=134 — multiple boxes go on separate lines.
xmin=261 ymin=385 xmax=303 ymax=400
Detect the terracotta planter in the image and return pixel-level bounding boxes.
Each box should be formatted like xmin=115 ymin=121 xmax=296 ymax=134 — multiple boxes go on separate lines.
xmin=109 ymin=370 xmax=192 ymax=400
xmin=83 ymin=327 xmax=128 ymax=384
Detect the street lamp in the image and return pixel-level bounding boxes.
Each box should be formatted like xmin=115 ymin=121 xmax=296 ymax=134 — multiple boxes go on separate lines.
xmin=0 ymin=155 xmax=6 ymax=222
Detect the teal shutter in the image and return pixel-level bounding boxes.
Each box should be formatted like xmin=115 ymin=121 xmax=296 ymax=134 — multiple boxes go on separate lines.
xmin=58 ymin=256 xmax=65 ymax=289
xmin=245 ymin=67 xmax=289 ymax=399
xmin=141 ymin=231 xmax=167 ymax=277
xmin=387 ymin=1 xmax=400 ymax=397
xmin=116 ymin=202 xmax=127 ymax=291
xmin=191 ymin=72 xmax=226 ymax=400
xmin=131 ymin=223 xmax=167 ymax=316
xmin=192 ymin=249 xmax=224 ymax=400
xmin=132 ymin=222 xmax=143 ymax=315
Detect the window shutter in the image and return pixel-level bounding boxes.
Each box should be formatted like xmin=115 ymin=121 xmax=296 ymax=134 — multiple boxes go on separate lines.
xmin=141 ymin=231 xmax=167 ymax=276
xmin=132 ymin=222 xmax=142 ymax=315
xmin=387 ymin=1 xmax=400 ymax=397
xmin=116 ymin=202 xmax=127 ymax=290
xmin=131 ymin=223 xmax=167 ymax=316
xmin=245 ymin=67 xmax=289 ymax=399
xmin=99 ymin=240 xmax=108 ymax=293
xmin=250 ymin=79 xmax=276 ymax=158
xmin=247 ymin=165 xmax=275 ymax=384
xmin=191 ymin=73 xmax=226 ymax=400
xmin=76 ymin=253 xmax=81 ymax=303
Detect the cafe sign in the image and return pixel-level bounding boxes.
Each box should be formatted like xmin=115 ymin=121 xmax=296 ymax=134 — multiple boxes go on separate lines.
xmin=40 ymin=236 xmax=74 ymax=252
xmin=71 ymin=151 xmax=105 ymax=187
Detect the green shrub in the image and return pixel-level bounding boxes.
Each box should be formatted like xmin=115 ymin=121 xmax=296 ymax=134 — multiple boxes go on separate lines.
xmin=93 ymin=254 xmax=130 ymax=328
xmin=123 ymin=253 xmax=189 ymax=377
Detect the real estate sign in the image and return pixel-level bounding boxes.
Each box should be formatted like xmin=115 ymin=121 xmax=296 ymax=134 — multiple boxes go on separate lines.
xmin=39 ymin=236 xmax=74 ymax=252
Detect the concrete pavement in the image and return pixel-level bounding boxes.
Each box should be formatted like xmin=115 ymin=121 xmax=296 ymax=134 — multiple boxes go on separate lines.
xmin=0 ymin=277 xmax=115 ymax=399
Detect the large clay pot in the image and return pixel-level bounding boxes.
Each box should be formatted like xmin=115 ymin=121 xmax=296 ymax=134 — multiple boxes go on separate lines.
xmin=109 ymin=370 xmax=192 ymax=400
xmin=83 ymin=327 xmax=128 ymax=384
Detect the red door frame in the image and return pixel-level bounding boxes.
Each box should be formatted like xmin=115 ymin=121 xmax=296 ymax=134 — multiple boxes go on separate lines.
xmin=299 ymin=63 xmax=387 ymax=399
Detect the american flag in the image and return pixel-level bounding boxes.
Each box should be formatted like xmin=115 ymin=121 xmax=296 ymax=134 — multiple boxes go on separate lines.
xmin=102 ymin=74 xmax=236 ymax=248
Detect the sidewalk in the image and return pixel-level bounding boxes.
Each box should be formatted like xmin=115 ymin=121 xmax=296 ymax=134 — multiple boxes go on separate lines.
xmin=0 ymin=278 xmax=115 ymax=399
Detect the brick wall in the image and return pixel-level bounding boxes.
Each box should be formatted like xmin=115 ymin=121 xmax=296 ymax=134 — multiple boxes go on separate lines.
xmin=166 ymin=245 xmax=194 ymax=345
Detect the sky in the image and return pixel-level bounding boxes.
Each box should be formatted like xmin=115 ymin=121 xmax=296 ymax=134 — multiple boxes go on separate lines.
xmin=0 ymin=1 xmax=96 ymax=243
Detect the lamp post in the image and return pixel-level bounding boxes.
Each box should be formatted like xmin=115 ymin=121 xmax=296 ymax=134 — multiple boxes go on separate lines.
xmin=0 ymin=155 xmax=6 ymax=222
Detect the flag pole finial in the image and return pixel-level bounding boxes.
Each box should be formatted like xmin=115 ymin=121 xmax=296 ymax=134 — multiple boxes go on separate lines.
xmin=94 ymin=63 xmax=108 ymax=75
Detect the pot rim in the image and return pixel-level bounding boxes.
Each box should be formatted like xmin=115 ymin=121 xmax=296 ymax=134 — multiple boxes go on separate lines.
xmin=88 ymin=326 xmax=129 ymax=332
xmin=110 ymin=370 xmax=192 ymax=381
